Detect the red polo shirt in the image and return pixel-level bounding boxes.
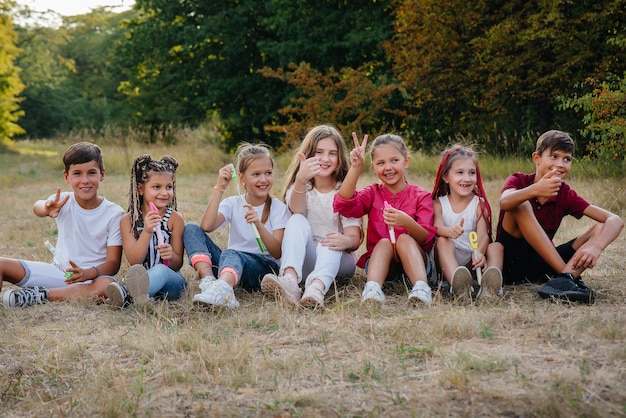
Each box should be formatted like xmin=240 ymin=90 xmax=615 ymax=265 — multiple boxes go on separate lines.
xmin=496 ymin=172 xmax=589 ymax=240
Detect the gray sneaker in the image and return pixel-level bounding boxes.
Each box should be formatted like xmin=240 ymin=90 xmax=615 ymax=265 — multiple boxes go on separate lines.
xmin=408 ymin=281 xmax=432 ymax=305
xmin=2 ymin=286 xmax=49 ymax=307
xmin=124 ymin=265 xmax=150 ymax=305
xmin=451 ymin=266 xmax=472 ymax=302
xmin=477 ymin=266 xmax=502 ymax=300
xmin=193 ymin=279 xmax=240 ymax=308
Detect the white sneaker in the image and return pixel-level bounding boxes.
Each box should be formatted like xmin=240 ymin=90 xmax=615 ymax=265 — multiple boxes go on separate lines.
xmin=477 ymin=266 xmax=503 ymax=300
xmin=261 ymin=273 xmax=302 ymax=305
xmin=199 ymin=275 xmax=217 ymax=292
xmin=300 ymin=279 xmax=325 ymax=309
xmin=193 ymin=279 xmax=240 ymax=308
xmin=408 ymin=281 xmax=432 ymax=305
xmin=451 ymin=266 xmax=472 ymax=302
xmin=361 ymin=281 xmax=385 ymax=305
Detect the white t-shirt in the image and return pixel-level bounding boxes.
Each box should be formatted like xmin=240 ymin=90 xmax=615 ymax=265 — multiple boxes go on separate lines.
xmin=218 ymin=195 xmax=291 ymax=263
xmin=286 ymin=185 xmax=361 ymax=244
xmin=52 ymin=192 xmax=124 ymax=268
xmin=438 ymin=194 xmax=479 ymax=266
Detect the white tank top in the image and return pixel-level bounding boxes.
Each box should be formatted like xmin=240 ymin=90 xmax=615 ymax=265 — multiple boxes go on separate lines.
xmin=438 ymin=195 xmax=479 ymax=265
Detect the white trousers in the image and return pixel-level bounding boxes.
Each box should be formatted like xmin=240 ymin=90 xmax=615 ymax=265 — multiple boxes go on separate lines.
xmin=280 ymin=214 xmax=357 ymax=294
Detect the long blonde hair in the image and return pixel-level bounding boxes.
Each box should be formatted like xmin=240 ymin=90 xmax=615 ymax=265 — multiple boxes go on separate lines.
xmin=235 ymin=143 xmax=274 ymax=224
xmin=281 ymin=125 xmax=349 ymax=200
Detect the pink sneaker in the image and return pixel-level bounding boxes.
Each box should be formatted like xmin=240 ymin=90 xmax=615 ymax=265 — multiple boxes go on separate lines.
xmin=301 ymin=280 xmax=325 ymax=309
xmin=261 ymin=273 xmax=302 ymax=305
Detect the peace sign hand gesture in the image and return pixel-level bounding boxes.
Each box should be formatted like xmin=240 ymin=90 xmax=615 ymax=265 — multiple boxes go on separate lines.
xmin=349 ymin=132 xmax=368 ymax=170
xmin=45 ymin=187 xmax=70 ymax=218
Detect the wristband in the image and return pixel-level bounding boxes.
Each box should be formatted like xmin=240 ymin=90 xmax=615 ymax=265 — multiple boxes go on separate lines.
xmin=214 ymin=186 xmax=226 ymax=193
xmin=93 ymin=266 xmax=100 ymax=278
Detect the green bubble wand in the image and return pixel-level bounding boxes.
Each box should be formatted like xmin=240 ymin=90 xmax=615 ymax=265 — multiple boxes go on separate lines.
xmin=229 ymin=163 xmax=267 ymax=253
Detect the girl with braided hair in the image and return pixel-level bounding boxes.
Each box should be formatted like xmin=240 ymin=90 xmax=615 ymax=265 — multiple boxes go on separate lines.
xmin=432 ymin=145 xmax=503 ymax=302
xmin=106 ymin=155 xmax=187 ymax=307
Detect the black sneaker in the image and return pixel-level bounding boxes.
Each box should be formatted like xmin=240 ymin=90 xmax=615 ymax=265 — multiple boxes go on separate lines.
xmin=2 ymin=286 xmax=49 ymax=307
xmin=537 ymin=273 xmax=596 ymax=304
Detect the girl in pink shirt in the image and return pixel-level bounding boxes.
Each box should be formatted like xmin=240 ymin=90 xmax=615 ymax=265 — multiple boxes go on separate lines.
xmin=334 ymin=133 xmax=436 ymax=306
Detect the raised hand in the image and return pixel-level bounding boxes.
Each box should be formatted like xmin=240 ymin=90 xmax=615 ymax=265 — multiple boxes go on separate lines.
xmin=45 ymin=187 xmax=70 ymax=218
xmin=295 ymin=152 xmax=321 ymax=183
xmin=349 ymin=132 xmax=368 ymax=169
xmin=535 ymin=169 xmax=562 ymax=198
xmin=447 ymin=218 xmax=465 ymax=239
xmin=216 ymin=164 xmax=234 ymax=191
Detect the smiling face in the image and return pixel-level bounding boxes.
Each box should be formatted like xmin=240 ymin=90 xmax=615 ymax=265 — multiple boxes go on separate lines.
xmin=533 ymin=147 xmax=572 ymax=179
xmin=443 ymin=156 xmax=477 ymax=199
xmin=313 ymin=137 xmax=339 ymax=180
xmin=138 ymin=171 xmax=175 ymax=211
xmin=371 ymin=143 xmax=410 ymax=192
xmin=240 ymin=156 xmax=274 ymax=205
xmin=63 ymin=160 xmax=104 ymax=208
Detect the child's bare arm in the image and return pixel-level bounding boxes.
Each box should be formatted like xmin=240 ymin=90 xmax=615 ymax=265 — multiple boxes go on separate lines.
xmin=199 ymin=165 xmax=231 ymax=232
xmin=338 ymin=133 xmax=368 ymax=199
xmin=570 ymin=205 xmax=624 ymax=270
xmin=500 ymin=170 xmax=562 ymax=211
xmin=33 ymin=187 xmax=70 ymax=218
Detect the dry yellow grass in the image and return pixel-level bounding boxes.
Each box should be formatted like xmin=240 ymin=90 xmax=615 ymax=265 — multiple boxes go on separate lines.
xmin=0 ymin=138 xmax=624 ymax=417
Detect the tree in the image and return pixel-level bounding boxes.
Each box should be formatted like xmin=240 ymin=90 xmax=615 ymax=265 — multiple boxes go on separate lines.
xmin=0 ymin=1 xmax=25 ymax=149
xmin=116 ymin=0 xmax=392 ymax=149
xmin=386 ymin=0 xmax=626 ymax=153
xmin=16 ymin=8 xmax=134 ymax=138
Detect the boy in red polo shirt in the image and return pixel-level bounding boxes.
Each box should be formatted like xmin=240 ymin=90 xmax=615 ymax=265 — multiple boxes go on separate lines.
xmin=496 ymin=130 xmax=623 ymax=303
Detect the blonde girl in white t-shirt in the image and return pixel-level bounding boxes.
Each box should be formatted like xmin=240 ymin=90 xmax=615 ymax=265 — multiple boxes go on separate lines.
xmin=261 ymin=125 xmax=362 ymax=308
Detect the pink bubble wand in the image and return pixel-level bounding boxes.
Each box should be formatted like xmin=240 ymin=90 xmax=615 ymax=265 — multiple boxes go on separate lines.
xmin=384 ymin=201 xmax=398 ymax=261
xmin=149 ymin=201 xmax=169 ymax=267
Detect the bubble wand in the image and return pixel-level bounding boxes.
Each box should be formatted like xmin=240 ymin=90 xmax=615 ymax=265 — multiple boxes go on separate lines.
xmin=468 ymin=231 xmax=482 ymax=285
xmin=384 ymin=201 xmax=397 ymax=261
xmin=149 ymin=201 xmax=169 ymax=267
xmin=44 ymin=240 xmax=73 ymax=279
xmin=229 ymin=163 xmax=267 ymax=253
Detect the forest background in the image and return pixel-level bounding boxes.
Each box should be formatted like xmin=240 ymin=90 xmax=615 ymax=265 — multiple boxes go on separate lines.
xmin=1 ymin=1 xmax=626 ymax=416
xmin=1 ymin=0 xmax=626 ymax=168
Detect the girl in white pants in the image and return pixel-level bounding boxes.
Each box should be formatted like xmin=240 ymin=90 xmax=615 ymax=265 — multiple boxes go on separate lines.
xmin=261 ymin=125 xmax=362 ymax=308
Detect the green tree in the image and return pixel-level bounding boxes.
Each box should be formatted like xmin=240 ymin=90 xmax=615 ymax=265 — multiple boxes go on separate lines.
xmin=560 ymin=36 xmax=626 ymax=168
xmin=0 ymin=1 xmax=25 ymax=149
xmin=387 ymin=0 xmax=626 ymax=153
xmin=116 ymin=0 xmax=391 ymax=149
xmin=16 ymin=7 xmax=133 ymax=138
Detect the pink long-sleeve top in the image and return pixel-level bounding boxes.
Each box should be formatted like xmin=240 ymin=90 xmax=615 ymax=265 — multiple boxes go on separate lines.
xmin=333 ymin=183 xmax=436 ymax=268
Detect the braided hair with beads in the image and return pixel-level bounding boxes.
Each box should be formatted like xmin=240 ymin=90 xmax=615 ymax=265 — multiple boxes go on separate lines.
xmin=128 ymin=155 xmax=179 ymax=239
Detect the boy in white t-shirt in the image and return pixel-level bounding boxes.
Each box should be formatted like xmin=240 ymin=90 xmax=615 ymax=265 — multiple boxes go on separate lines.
xmin=1 ymin=142 xmax=125 ymax=307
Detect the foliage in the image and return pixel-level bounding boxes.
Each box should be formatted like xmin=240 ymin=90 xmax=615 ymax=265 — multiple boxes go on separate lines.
xmin=116 ymin=0 xmax=392 ymax=150
xmin=260 ymin=62 xmax=403 ymax=151
xmin=15 ymin=8 xmax=134 ymax=139
xmin=0 ymin=1 xmax=25 ymax=150
xmin=559 ymin=35 xmax=626 ymax=170
xmin=561 ymin=76 xmax=626 ymax=163
xmin=385 ymin=0 xmax=626 ymax=153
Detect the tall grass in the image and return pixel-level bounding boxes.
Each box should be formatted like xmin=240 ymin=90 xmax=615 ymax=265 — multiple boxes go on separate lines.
xmin=0 ymin=129 xmax=624 ymax=417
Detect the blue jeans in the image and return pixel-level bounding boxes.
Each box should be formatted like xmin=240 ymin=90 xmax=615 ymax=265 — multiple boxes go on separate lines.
xmin=184 ymin=222 xmax=279 ymax=291
xmin=147 ymin=263 xmax=187 ymax=301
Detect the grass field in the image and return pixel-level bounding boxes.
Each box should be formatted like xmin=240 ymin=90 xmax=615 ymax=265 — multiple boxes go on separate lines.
xmin=0 ymin=137 xmax=625 ymax=417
